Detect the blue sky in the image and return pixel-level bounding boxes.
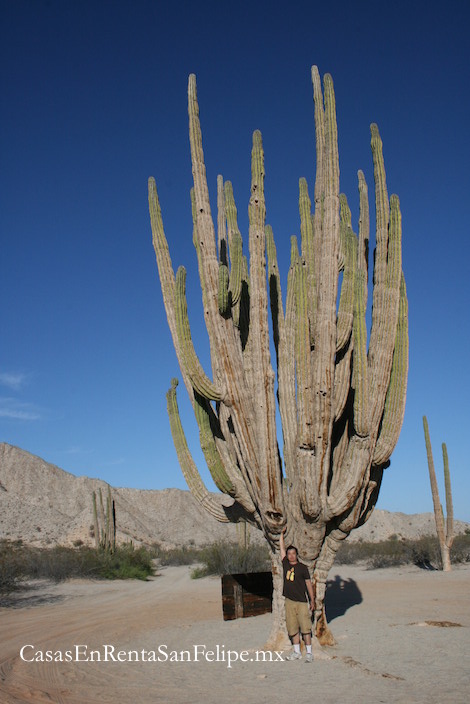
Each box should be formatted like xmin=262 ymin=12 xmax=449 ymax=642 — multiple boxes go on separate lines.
xmin=1 ymin=0 xmax=469 ymax=522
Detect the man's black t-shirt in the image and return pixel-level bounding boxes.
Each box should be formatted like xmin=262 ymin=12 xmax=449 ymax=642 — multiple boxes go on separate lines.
xmin=282 ymin=555 xmax=310 ymax=602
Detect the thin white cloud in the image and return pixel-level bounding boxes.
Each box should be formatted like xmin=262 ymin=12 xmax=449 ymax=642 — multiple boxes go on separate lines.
xmin=100 ymin=458 xmax=126 ymax=467
xmin=60 ymin=446 xmax=93 ymax=456
xmin=0 ymin=397 xmax=41 ymax=421
xmin=0 ymin=372 xmax=29 ymax=390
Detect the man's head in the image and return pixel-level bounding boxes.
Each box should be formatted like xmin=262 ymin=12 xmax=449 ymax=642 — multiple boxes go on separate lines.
xmin=286 ymin=545 xmax=298 ymax=564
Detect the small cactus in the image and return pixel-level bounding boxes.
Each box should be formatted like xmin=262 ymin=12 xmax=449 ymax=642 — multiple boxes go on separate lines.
xmin=92 ymin=486 xmax=116 ymax=552
xmin=422 ymin=416 xmax=454 ymax=571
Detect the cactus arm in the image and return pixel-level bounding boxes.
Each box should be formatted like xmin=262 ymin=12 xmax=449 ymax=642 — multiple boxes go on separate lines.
xmin=336 ymin=194 xmax=357 ymax=353
xmin=218 ymin=264 xmax=230 ymax=317
xmin=194 ymin=395 xmax=257 ymax=520
xmin=355 ymin=465 xmax=385 ymax=529
xmin=352 ymin=171 xmax=371 ymax=437
xmin=188 ymin=80 xmax=225 ymax=376
xmin=299 ymin=177 xmax=316 ymax=349
xmin=98 ymin=488 xmax=106 ymax=548
xmin=352 ymin=266 xmax=370 ymax=436
xmin=326 ymin=435 xmax=373 ymax=519
xmin=188 ymin=77 xmax=243 ymax=376
xmin=333 ymin=341 xmax=353 ymax=422
xmin=217 ymin=401 xmax=260 ymax=513
xmin=368 ymin=123 xmax=389 ymax=329
xmin=248 ymin=130 xmax=284 ymax=526
xmin=224 ymin=181 xmax=243 ymax=307
xmin=188 ymin=78 xmax=266 ymax=514
xmin=295 ymin=224 xmax=322 ymax=516
xmin=309 ymin=72 xmax=340 ymax=511
xmin=266 ymin=225 xmax=296 ymax=483
xmin=373 ymin=273 xmax=409 ymax=464
xmin=357 ymin=170 xmax=370 ymax=281
xmin=166 ymin=380 xmax=231 ymax=522
xmin=285 ymin=236 xmax=302 ymax=488
xmin=104 ymin=485 xmax=111 ymax=550
xmin=311 ymin=66 xmax=325 ymax=227
xmin=193 ymin=392 xmax=233 ymax=494
xmin=266 ymin=225 xmax=283 ymax=358
xmin=367 ymin=130 xmax=402 ymax=435
xmin=191 ymin=186 xmax=225 ymax=378
xmin=238 ymin=254 xmax=252 ymax=374
xmin=105 ymin=486 xmax=116 ymax=552
xmin=92 ymin=491 xmax=99 ymax=549
xmin=295 ymin=234 xmax=314 ymax=451
xmin=111 ymin=492 xmax=116 ymax=552
xmin=175 ymin=266 xmax=224 ymax=401
xmin=188 ymin=75 xmax=218 ymax=266
xmin=285 ymin=236 xmax=298 ymax=389
xmin=330 ymin=218 xmax=402 ymax=517
xmin=329 ymin=418 xmax=350 ymax=494
xmin=149 ymin=178 xmax=199 ymax=408
xmin=311 ymin=66 xmax=325 ymax=311
xmin=442 ymin=443 xmax=454 ymax=547
xmin=217 ymin=174 xmax=227 ymax=264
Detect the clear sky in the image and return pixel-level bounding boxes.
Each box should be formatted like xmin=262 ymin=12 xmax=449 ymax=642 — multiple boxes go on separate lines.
xmin=1 ymin=0 xmax=469 ymax=522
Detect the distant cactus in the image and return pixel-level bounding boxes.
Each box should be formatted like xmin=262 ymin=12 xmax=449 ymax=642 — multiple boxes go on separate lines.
xmin=92 ymin=487 xmax=116 ymax=553
xmin=149 ymin=67 xmax=408 ymax=646
xmin=422 ymin=416 xmax=454 ymax=571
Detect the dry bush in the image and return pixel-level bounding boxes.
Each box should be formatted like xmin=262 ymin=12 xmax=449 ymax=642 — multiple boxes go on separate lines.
xmin=191 ymin=540 xmax=270 ymax=578
xmin=0 ymin=541 xmax=155 ymax=590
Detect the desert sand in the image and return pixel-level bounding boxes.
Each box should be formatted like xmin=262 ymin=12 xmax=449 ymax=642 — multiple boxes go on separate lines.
xmin=1 ymin=563 xmax=469 ymax=704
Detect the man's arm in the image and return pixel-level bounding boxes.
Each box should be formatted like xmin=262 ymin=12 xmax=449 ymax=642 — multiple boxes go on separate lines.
xmin=305 ymin=578 xmax=315 ymax=612
xmin=280 ymin=527 xmax=287 ymax=560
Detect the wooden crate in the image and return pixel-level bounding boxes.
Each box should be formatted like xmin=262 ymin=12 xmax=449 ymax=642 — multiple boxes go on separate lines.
xmin=221 ymin=571 xmax=273 ymax=621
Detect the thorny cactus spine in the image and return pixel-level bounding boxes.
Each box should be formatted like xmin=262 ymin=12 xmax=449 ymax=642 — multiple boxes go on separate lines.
xmin=422 ymin=416 xmax=454 ymax=571
xmin=149 ymin=66 xmax=409 ymax=647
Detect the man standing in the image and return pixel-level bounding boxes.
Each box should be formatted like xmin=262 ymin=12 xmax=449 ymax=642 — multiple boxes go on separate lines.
xmin=280 ymin=527 xmax=315 ymax=662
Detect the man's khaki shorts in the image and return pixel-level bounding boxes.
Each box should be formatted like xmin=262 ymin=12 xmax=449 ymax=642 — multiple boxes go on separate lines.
xmin=285 ymin=597 xmax=312 ymax=636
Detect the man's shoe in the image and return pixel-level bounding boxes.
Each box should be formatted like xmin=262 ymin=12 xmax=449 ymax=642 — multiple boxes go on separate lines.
xmin=304 ymin=653 xmax=313 ymax=663
xmin=285 ymin=650 xmax=302 ymax=661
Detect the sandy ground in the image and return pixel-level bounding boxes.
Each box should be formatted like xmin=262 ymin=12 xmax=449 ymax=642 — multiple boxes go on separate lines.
xmin=1 ymin=563 xmax=469 ymax=704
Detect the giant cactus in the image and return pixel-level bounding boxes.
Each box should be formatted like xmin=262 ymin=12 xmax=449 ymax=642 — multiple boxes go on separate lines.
xmin=149 ymin=67 xmax=409 ymax=647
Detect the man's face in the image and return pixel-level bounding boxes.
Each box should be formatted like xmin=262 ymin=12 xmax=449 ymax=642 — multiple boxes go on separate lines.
xmin=287 ymin=548 xmax=298 ymax=564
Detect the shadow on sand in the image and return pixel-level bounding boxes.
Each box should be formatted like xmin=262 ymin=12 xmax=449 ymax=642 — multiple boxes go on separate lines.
xmin=0 ymin=581 xmax=67 ymax=609
xmin=325 ymin=575 xmax=362 ymax=622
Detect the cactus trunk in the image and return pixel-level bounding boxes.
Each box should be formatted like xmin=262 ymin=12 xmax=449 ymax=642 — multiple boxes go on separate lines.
xmin=149 ymin=67 xmax=408 ymax=647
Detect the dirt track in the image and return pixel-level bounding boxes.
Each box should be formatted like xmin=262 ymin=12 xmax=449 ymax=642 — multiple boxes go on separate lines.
xmin=1 ymin=564 xmax=469 ymax=703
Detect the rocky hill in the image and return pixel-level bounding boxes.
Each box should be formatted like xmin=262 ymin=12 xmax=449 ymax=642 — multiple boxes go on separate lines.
xmin=1 ymin=443 xmax=468 ymax=548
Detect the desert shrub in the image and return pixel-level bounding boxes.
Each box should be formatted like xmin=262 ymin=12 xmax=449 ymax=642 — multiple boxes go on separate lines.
xmin=159 ymin=546 xmax=201 ymax=566
xmin=0 ymin=539 xmax=25 ymax=594
xmin=0 ymin=542 xmax=155 ymax=588
xmin=336 ymin=535 xmax=452 ymax=569
xmin=366 ymin=549 xmax=407 ymax=569
xmin=93 ymin=544 xmax=155 ymax=580
xmin=450 ymin=534 xmax=470 ymax=563
xmin=151 ymin=543 xmax=203 ymax=566
xmin=191 ymin=540 xmax=270 ymax=578
xmin=403 ymin=535 xmax=442 ymax=569
xmin=336 ymin=540 xmax=380 ymax=565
